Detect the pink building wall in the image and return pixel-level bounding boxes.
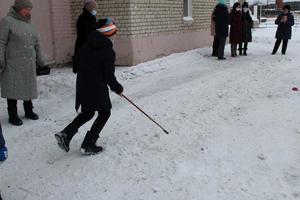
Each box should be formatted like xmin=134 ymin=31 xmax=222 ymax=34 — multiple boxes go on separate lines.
xmin=0 ymin=1 xmax=213 ymax=66
xmin=0 ymin=0 xmax=75 ymax=64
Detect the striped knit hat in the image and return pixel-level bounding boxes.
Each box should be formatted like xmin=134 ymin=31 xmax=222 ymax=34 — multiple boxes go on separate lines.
xmin=96 ymin=18 xmax=117 ymax=37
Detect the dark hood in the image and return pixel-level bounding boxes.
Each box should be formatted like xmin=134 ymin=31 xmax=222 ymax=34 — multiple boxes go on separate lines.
xmin=87 ymin=31 xmax=113 ymax=50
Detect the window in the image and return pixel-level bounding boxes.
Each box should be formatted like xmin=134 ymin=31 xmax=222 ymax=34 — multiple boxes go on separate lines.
xmin=183 ymin=0 xmax=193 ymax=23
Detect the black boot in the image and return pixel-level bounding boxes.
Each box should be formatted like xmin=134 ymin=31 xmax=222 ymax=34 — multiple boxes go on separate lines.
xmin=8 ymin=107 xmax=23 ymax=126
xmin=55 ymin=131 xmax=71 ymax=152
xmin=243 ymin=50 xmax=247 ymax=56
xmin=81 ymin=131 xmax=103 ymax=155
xmin=55 ymin=125 xmax=78 ymax=152
xmin=24 ymin=101 xmax=39 ymax=120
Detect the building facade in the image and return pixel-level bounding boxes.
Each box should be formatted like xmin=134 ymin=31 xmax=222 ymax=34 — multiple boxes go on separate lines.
xmin=0 ymin=0 xmax=216 ymax=66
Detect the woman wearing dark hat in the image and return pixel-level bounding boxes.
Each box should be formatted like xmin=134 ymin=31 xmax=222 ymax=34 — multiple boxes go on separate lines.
xmin=229 ymin=2 xmax=243 ymax=57
xmin=239 ymin=2 xmax=253 ymax=56
xmin=73 ymin=0 xmax=98 ymax=73
xmin=55 ymin=18 xmax=124 ymax=155
xmin=272 ymin=4 xmax=294 ymax=55
xmin=0 ymin=0 xmax=46 ymax=126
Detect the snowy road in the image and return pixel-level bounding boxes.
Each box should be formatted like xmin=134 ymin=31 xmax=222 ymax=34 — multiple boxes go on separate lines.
xmin=1 ymin=27 xmax=300 ymax=200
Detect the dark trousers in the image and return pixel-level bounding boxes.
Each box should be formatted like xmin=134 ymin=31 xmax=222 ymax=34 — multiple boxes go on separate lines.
xmin=7 ymin=99 xmax=33 ymax=111
xmin=212 ymin=36 xmax=219 ymax=56
xmin=217 ymin=37 xmax=227 ymax=59
xmin=231 ymin=43 xmax=238 ymax=56
xmin=239 ymin=42 xmax=248 ymax=52
xmin=272 ymin=39 xmax=288 ymax=54
xmin=62 ymin=110 xmax=111 ymax=145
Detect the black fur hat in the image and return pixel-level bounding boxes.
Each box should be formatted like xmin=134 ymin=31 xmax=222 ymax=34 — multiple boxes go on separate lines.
xmin=283 ymin=4 xmax=291 ymax=11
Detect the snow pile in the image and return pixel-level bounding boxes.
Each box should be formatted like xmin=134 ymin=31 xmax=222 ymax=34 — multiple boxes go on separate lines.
xmin=1 ymin=27 xmax=300 ymax=200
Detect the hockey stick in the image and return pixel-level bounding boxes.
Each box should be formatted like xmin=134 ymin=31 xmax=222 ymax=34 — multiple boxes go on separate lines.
xmin=122 ymin=94 xmax=169 ymax=135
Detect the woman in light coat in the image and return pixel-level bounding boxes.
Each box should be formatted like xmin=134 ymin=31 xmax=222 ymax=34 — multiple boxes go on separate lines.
xmin=0 ymin=0 xmax=45 ymax=126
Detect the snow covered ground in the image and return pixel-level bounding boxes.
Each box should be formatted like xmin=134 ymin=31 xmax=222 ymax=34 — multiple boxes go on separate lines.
xmin=1 ymin=26 xmax=300 ymax=200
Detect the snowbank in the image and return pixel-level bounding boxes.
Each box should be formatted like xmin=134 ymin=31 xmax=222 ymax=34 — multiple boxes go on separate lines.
xmin=1 ymin=27 xmax=300 ymax=200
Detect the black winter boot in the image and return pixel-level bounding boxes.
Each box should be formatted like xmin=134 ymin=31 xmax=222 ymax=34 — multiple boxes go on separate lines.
xmin=55 ymin=131 xmax=71 ymax=152
xmin=8 ymin=107 xmax=23 ymax=126
xmin=81 ymin=131 xmax=103 ymax=155
xmin=24 ymin=101 xmax=39 ymax=120
xmin=243 ymin=50 xmax=247 ymax=56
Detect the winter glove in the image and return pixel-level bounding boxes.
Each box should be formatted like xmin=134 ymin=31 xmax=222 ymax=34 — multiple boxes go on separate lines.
xmin=0 ymin=146 xmax=8 ymax=163
xmin=111 ymin=82 xmax=123 ymax=95
xmin=72 ymin=55 xmax=79 ymax=74
xmin=36 ymin=65 xmax=51 ymax=76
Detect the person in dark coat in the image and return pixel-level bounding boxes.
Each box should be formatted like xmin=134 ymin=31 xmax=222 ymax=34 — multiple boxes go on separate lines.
xmin=239 ymin=2 xmax=253 ymax=56
xmin=229 ymin=2 xmax=242 ymax=57
xmin=0 ymin=121 xmax=8 ymax=200
xmin=272 ymin=4 xmax=294 ymax=55
xmin=55 ymin=18 xmax=123 ymax=155
xmin=73 ymin=0 xmax=97 ymax=73
xmin=211 ymin=6 xmax=219 ymax=57
xmin=213 ymin=0 xmax=230 ymax=60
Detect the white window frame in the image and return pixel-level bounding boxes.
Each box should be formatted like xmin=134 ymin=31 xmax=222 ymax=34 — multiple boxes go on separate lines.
xmin=183 ymin=0 xmax=193 ymax=24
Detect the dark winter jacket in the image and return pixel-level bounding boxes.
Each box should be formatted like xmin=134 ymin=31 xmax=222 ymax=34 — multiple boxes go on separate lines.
xmin=241 ymin=11 xmax=253 ymax=42
xmin=0 ymin=123 xmax=5 ymax=148
xmin=275 ymin=12 xmax=294 ymax=40
xmin=73 ymin=8 xmax=97 ymax=73
xmin=75 ymin=31 xmax=123 ymax=112
xmin=229 ymin=9 xmax=243 ymax=44
xmin=214 ymin=4 xmax=230 ymax=37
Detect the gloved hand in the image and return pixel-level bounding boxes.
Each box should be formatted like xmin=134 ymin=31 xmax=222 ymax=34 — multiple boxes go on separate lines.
xmin=0 ymin=146 xmax=8 ymax=163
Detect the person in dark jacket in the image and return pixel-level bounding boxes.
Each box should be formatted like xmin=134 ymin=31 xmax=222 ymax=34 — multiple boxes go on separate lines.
xmin=213 ymin=0 xmax=230 ymax=60
xmin=55 ymin=18 xmax=123 ymax=155
xmin=0 ymin=122 xmax=8 ymax=200
xmin=73 ymin=0 xmax=97 ymax=73
xmin=239 ymin=2 xmax=253 ymax=56
xmin=211 ymin=6 xmax=219 ymax=57
xmin=272 ymin=4 xmax=294 ymax=55
xmin=229 ymin=2 xmax=242 ymax=57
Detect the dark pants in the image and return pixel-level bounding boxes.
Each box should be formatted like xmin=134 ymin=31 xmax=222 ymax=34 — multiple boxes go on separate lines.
xmin=7 ymin=99 xmax=33 ymax=112
xmin=231 ymin=43 xmax=238 ymax=56
xmin=239 ymin=42 xmax=248 ymax=52
xmin=62 ymin=110 xmax=111 ymax=145
xmin=212 ymin=36 xmax=219 ymax=56
xmin=217 ymin=37 xmax=227 ymax=59
xmin=272 ymin=39 xmax=288 ymax=54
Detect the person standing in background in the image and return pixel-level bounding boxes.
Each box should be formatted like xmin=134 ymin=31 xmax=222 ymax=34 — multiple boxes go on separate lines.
xmin=239 ymin=2 xmax=253 ymax=56
xmin=211 ymin=5 xmax=219 ymax=57
xmin=229 ymin=2 xmax=243 ymax=57
xmin=73 ymin=0 xmax=98 ymax=73
xmin=213 ymin=0 xmax=230 ymax=60
xmin=0 ymin=0 xmax=46 ymax=126
xmin=272 ymin=4 xmax=294 ymax=55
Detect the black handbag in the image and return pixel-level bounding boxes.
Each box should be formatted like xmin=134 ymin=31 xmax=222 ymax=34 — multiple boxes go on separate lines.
xmin=36 ymin=65 xmax=51 ymax=76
